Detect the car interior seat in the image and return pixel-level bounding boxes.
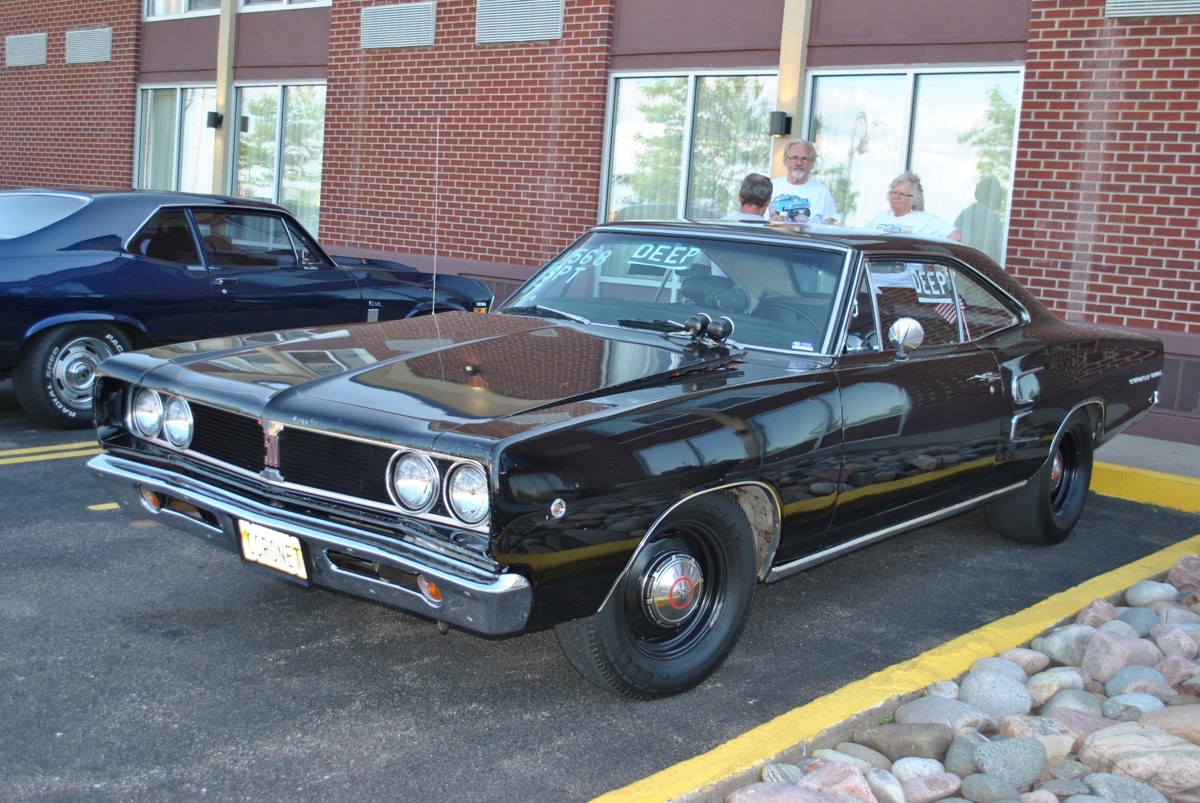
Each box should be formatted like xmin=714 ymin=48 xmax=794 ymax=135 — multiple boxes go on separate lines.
xmin=681 ymin=275 xmax=751 ymax=313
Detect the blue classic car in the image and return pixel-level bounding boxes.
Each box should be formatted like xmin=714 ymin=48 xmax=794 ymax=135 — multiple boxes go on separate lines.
xmin=0 ymin=189 xmax=492 ymax=427
xmin=88 ymin=222 xmax=1162 ymax=698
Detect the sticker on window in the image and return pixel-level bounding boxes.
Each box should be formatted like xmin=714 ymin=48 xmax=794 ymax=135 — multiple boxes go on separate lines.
xmin=791 ymin=341 xmax=815 ymax=352
xmin=912 ymin=265 xmax=953 ymax=304
xmin=628 ymin=243 xmax=703 ymax=272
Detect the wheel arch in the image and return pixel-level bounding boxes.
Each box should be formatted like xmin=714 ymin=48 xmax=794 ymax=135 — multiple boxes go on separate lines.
xmin=20 ymin=313 xmax=149 ymax=357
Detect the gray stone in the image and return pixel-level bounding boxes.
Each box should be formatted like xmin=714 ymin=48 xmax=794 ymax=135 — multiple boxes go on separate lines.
xmin=1059 ymin=796 xmax=1110 ymax=803
xmin=925 ymin=680 xmax=959 ymax=699
xmin=944 ymin=731 xmax=988 ymax=777
xmin=1040 ymin=688 xmax=1104 ymax=718
xmin=895 ymin=694 xmax=997 ymax=737
xmin=1037 ymin=778 xmax=1092 ymax=797
xmin=811 ymin=748 xmax=869 ymax=772
xmin=852 ymin=723 xmax=954 ymax=762
xmin=761 ymin=762 xmax=805 ymax=785
xmin=1126 ymin=579 xmax=1180 ymax=608
xmin=1104 ymin=664 xmax=1170 ymax=697
xmin=889 ymin=755 xmax=943 ymax=781
xmin=1119 ymin=605 xmax=1161 ymax=637
xmin=725 ymin=782 xmax=840 ymax=802
xmin=970 ymin=656 xmax=1028 ymax=683
xmin=998 ymin=713 xmax=1077 ymax=765
xmin=1027 ymin=666 xmax=1086 ymax=707
xmin=1032 ymin=624 xmax=1095 ymax=667
xmin=959 ymin=669 xmax=1033 ymax=721
xmin=901 ymin=772 xmax=962 ymax=803
xmin=1048 ymin=757 xmax=1090 ymax=780
xmin=974 ymin=736 xmax=1048 ymax=789
xmin=1084 ymin=771 xmax=1169 ymax=803
xmin=833 ymin=742 xmax=891 ymax=771
xmin=1000 ymin=647 xmax=1050 ymax=675
xmin=1101 ymin=691 xmax=1165 ymax=721
xmin=959 ymin=772 xmax=1022 ymax=803
xmin=864 ymin=768 xmax=904 ymax=803
xmin=1152 ymin=623 xmax=1200 ymax=659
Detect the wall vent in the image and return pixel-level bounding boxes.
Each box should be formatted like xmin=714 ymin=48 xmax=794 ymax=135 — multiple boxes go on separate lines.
xmin=477 ymin=0 xmax=563 ymax=44
xmin=5 ymin=33 xmax=48 ymax=67
xmin=66 ymin=28 xmax=113 ymax=64
xmin=1105 ymin=0 xmax=1200 ymax=17
xmin=361 ymin=2 xmax=436 ymax=50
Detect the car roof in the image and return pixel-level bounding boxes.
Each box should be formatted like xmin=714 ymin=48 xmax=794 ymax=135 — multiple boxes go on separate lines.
xmin=0 ymin=188 xmax=288 ymax=212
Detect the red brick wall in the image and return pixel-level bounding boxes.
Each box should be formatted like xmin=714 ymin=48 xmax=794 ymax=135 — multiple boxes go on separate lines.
xmin=320 ymin=0 xmax=614 ymax=270
xmin=1007 ymin=0 xmax=1200 ymax=336
xmin=0 ymin=1 xmax=141 ymax=190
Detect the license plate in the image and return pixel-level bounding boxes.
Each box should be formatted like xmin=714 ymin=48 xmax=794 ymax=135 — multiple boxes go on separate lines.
xmin=239 ymin=520 xmax=308 ymax=581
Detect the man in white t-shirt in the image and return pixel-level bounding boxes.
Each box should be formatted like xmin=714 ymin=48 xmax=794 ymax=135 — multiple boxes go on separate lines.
xmin=768 ymin=139 xmax=839 ymax=225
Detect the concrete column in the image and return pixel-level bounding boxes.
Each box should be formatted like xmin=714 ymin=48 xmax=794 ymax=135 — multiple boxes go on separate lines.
xmin=773 ymin=0 xmax=811 ymax=177
xmin=212 ymin=0 xmax=237 ymax=194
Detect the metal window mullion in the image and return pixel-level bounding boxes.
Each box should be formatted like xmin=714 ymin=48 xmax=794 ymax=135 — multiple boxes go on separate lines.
xmin=273 ymin=85 xmax=286 ymax=205
xmin=676 ymin=79 xmax=698 ymax=219
xmin=902 ymin=73 xmax=917 ymax=172
xmin=172 ymin=88 xmax=184 ymax=190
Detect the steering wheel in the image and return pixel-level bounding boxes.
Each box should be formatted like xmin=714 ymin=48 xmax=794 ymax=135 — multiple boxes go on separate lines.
xmin=754 ymin=300 xmax=824 ymax=340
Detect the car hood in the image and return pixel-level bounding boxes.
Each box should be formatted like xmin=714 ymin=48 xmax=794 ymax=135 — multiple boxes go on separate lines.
xmin=126 ymin=312 xmax=758 ymax=450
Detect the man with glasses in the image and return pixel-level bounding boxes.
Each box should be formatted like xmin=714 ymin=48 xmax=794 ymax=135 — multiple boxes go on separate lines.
xmin=768 ymin=139 xmax=839 ymax=225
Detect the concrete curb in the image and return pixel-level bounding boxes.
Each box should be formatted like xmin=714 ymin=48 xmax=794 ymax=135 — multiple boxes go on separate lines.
xmin=594 ymin=463 xmax=1200 ymax=802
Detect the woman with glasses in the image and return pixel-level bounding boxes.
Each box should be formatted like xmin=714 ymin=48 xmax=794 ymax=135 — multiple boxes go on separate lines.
xmin=867 ymin=171 xmax=962 ymax=241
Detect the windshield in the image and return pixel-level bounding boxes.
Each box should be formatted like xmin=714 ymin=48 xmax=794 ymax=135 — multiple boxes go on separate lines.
xmin=0 ymin=193 xmax=90 ymax=239
xmin=500 ymin=230 xmax=851 ymax=354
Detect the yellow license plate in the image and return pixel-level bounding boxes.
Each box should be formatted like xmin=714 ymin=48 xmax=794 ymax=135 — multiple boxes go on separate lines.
xmin=239 ymin=521 xmax=308 ymax=581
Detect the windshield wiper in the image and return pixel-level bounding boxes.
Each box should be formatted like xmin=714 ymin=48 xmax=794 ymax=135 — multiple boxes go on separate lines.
xmin=617 ymin=318 xmax=685 ymax=333
xmin=503 ymin=305 xmax=590 ymax=324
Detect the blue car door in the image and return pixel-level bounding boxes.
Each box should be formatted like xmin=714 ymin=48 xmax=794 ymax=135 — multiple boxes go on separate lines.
xmin=194 ymin=209 xmax=367 ymax=337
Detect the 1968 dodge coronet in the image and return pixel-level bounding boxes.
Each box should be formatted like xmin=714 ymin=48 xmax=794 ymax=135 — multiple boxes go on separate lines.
xmin=88 ymin=221 xmax=1163 ymax=698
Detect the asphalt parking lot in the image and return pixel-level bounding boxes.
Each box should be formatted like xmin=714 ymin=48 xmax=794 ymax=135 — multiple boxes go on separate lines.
xmin=2 ymin=379 xmax=1198 ymax=801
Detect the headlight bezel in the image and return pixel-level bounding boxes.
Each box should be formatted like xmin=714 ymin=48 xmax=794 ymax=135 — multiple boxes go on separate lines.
xmin=161 ymin=395 xmax=194 ymax=448
xmin=388 ymin=450 xmax=440 ymax=514
xmin=445 ymin=462 xmax=490 ymax=525
xmin=130 ymin=387 xmax=164 ymax=440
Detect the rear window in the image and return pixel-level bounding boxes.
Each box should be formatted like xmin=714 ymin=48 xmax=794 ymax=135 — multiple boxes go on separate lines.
xmin=0 ymin=193 xmax=90 ymax=239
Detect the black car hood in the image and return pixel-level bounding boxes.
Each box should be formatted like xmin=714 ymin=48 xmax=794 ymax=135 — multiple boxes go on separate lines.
xmin=134 ymin=312 xmax=753 ymax=448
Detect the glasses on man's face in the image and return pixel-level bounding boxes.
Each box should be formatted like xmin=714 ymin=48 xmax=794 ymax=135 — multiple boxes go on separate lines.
xmin=889 ymin=191 xmax=914 ymax=198
xmin=785 ymin=154 xmax=813 ymax=163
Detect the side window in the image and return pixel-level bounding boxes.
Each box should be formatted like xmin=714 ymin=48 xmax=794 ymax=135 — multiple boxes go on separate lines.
xmin=131 ymin=210 xmax=200 ymax=265
xmin=284 ymin=219 xmax=334 ymax=270
xmin=844 ymin=271 xmax=881 ymax=353
xmin=193 ymin=210 xmax=299 ymax=269
xmin=866 ymin=259 xmax=1019 ymax=349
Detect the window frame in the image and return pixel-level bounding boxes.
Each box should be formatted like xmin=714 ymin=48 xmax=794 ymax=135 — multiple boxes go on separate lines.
xmin=143 ymin=0 xmax=221 ymax=21
xmin=134 ymin=84 xmax=219 ymax=193
xmin=601 ymin=69 xmax=781 ymax=225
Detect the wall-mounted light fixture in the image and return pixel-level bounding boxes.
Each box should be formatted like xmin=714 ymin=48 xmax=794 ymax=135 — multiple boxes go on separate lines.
xmin=205 ymin=111 xmax=224 ymax=129
xmin=768 ymin=111 xmax=792 ymax=137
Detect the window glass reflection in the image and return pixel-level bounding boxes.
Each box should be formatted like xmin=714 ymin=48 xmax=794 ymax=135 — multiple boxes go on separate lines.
xmin=688 ymin=75 xmax=777 ymax=219
xmin=605 ymin=77 xmax=688 ymax=222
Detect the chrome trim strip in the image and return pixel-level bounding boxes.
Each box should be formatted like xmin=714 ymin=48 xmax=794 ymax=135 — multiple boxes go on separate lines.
xmin=88 ymin=453 xmax=530 ymax=636
xmin=764 ymin=481 xmax=1027 ymax=584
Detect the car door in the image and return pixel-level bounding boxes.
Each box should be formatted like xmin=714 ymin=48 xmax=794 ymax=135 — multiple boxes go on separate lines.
xmin=824 ymin=257 xmax=1010 ymax=545
xmin=194 ymin=208 xmax=367 ymax=337
xmin=122 ymin=208 xmax=212 ymax=343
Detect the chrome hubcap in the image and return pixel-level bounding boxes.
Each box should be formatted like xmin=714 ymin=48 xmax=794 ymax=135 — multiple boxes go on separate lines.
xmin=53 ymin=338 xmax=112 ymax=407
xmin=1049 ymin=449 xmax=1065 ymax=493
xmin=641 ymin=552 xmax=704 ymax=627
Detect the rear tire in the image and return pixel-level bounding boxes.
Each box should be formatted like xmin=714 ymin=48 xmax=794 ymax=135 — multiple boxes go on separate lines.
xmin=13 ymin=323 xmax=131 ymax=428
xmin=554 ymin=492 xmax=756 ymax=699
xmin=986 ymin=409 xmax=1094 ymax=545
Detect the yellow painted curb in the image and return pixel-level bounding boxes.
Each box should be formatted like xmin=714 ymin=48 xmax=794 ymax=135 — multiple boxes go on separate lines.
xmin=596 ymin=463 xmax=1200 ymax=803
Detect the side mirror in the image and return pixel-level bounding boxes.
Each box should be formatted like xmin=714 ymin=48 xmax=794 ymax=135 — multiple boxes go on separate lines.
xmin=888 ymin=317 xmax=924 ymax=361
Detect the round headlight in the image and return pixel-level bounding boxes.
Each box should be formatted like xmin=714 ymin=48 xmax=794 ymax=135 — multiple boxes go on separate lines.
xmin=162 ymin=396 xmax=193 ymax=448
xmin=390 ymin=451 xmax=438 ymax=512
xmin=131 ymin=388 xmax=163 ymax=439
xmin=447 ymin=463 xmax=489 ymax=525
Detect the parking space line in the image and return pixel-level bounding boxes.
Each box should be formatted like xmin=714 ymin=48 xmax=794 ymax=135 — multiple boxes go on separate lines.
xmin=0 ymin=441 xmax=101 ymax=465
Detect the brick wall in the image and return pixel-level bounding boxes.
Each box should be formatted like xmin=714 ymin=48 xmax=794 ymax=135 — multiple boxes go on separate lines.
xmin=0 ymin=1 xmax=141 ymax=190
xmin=1007 ymin=0 xmax=1199 ymax=335
xmin=320 ymin=0 xmax=615 ymax=271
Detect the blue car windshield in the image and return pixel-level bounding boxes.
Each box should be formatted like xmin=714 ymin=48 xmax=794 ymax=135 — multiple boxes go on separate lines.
xmin=0 ymin=193 xmax=90 ymax=239
xmin=501 ymin=230 xmax=851 ymax=355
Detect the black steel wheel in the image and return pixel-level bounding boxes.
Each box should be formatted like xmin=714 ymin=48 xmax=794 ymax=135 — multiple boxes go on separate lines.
xmin=13 ymin=323 xmax=131 ymax=428
xmin=554 ymin=492 xmax=756 ymax=699
xmin=986 ymin=409 xmax=1094 ymax=545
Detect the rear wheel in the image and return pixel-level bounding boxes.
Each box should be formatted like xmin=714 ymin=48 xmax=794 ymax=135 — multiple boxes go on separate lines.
xmin=14 ymin=323 xmax=131 ymax=428
xmin=986 ymin=409 xmax=1094 ymax=545
xmin=554 ymin=492 xmax=756 ymax=699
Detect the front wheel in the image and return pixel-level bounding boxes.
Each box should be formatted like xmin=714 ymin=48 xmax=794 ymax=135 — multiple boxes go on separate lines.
xmin=13 ymin=324 xmax=132 ymax=428
xmin=554 ymin=492 xmax=756 ymax=699
xmin=986 ymin=409 xmax=1094 ymax=545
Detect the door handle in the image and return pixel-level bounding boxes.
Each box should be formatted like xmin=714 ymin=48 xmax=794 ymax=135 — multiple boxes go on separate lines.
xmin=212 ymin=277 xmax=239 ymax=286
xmin=970 ymin=373 xmax=1002 ymax=383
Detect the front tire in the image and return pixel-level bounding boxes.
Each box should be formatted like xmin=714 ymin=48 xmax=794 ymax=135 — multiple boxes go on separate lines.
xmin=554 ymin=492 xmax=756 ymax=699
xmin=13 ymin=324 xmax=131 ymax=428
xmin=986 ymin=409 xmax=1094 ymax=545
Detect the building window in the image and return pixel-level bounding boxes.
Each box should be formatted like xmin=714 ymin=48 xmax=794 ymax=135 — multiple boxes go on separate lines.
xmin=604 ymin=72 xmax=779 ymax=222
xmin=145 ymin=0 xmax=221 ymax=18
xmin=241 ymin=0 xmax=330 ymax=9
xmin=806 ymin=69 xmax=1021 ymax=264
xmin=234 ymin=84 xmax=326 ymax=234
xmin=137 ymin=86 xmax=218 ymax=193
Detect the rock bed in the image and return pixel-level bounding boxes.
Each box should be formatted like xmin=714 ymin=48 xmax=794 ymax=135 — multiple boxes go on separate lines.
xmin=725 ymin=555 xmax=1200 ymax=803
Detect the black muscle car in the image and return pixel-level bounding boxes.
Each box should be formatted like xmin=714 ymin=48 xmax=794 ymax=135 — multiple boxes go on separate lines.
xmin=88 ymin=221 xmax=1163 ymax=698
xmin=0 ymin=189 xmax=492 ymax=428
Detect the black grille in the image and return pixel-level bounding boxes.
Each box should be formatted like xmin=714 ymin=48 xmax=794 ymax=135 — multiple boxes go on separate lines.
xmin=278 ymin=427 xmax=395 ymax=505
xmin=190 ymin=405 xmax=265 ymax=473
xmin=186 ymin=404 xmax=397 ymax=506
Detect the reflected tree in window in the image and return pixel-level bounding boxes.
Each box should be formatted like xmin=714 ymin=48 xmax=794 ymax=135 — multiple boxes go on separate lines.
xmin=688 ymin=76 xmax=775 ymax=218
xmin=958 ymin=86 xmax=1016 ymax=215
xmin=610 ymin=78 xmax=687 ymax=220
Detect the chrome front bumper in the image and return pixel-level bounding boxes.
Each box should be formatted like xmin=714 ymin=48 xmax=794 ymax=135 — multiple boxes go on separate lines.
xmin=88 ymin=453 xmax=532 ymax=636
